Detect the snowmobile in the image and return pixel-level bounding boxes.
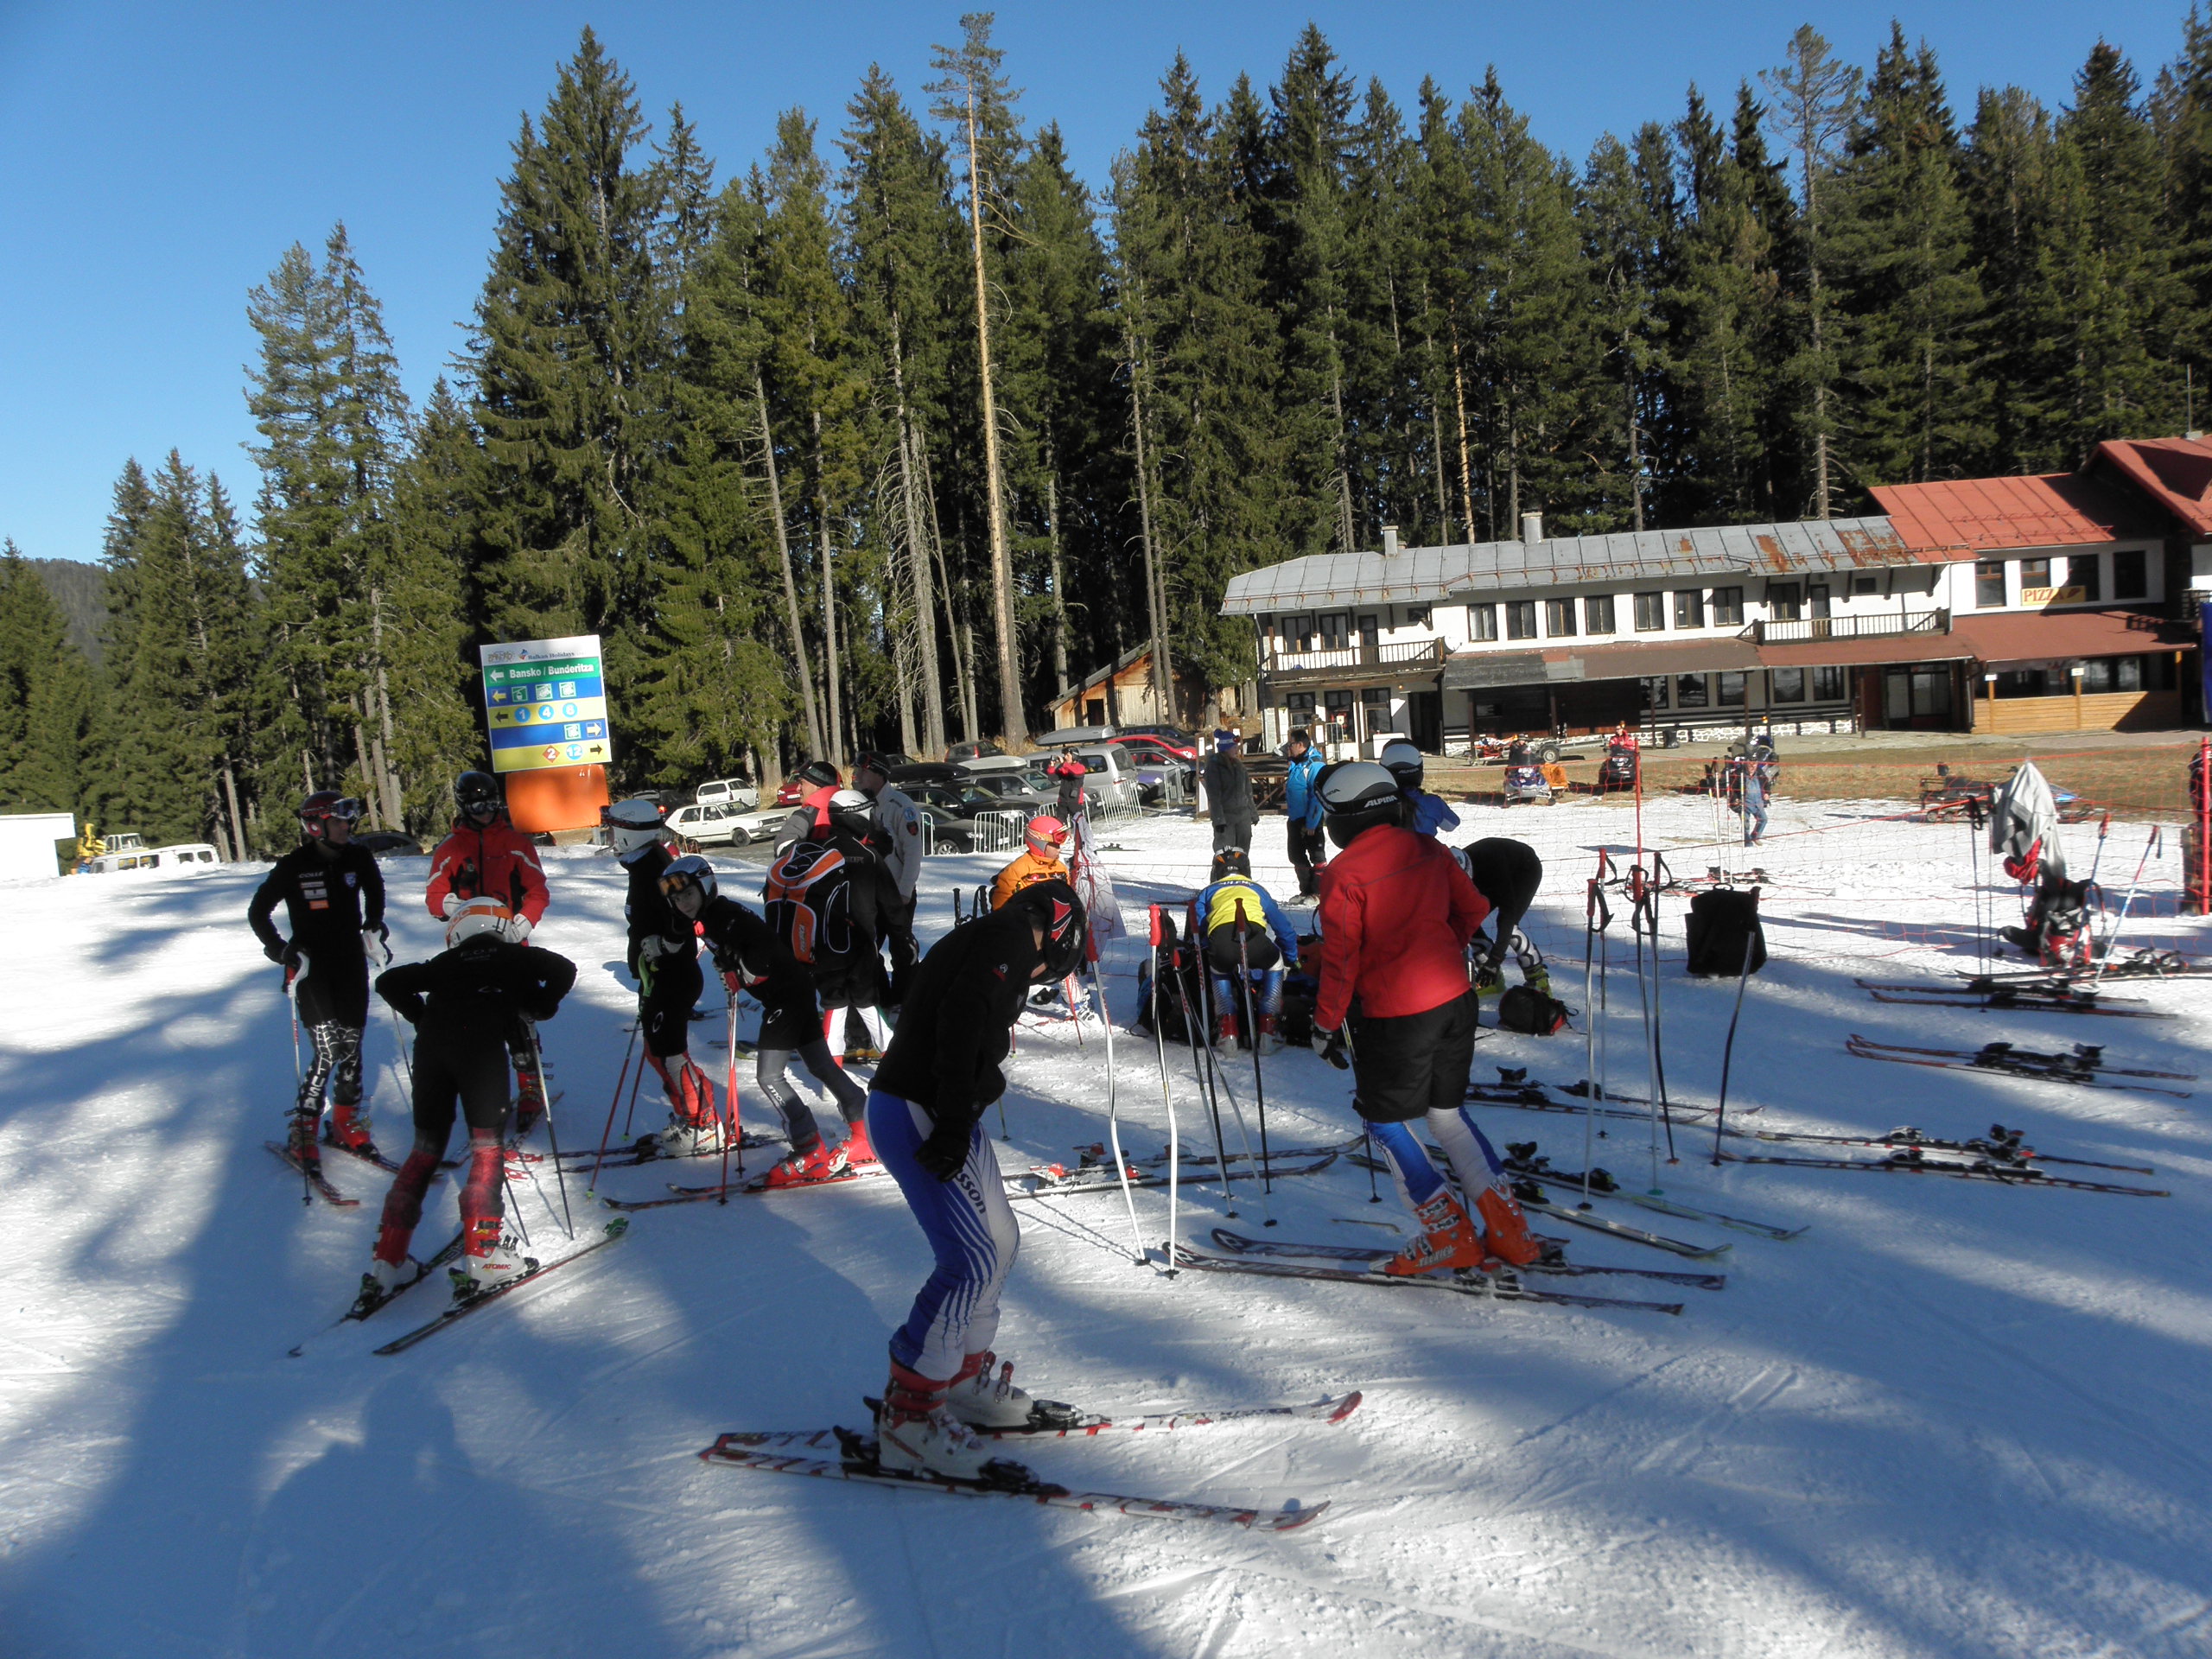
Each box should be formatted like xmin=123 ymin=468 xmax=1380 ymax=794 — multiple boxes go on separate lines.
xmin=1596 ymin=741 xmax=1639 ymax=794
xmin=1502 ymin=762 xmax=1554 ymax=806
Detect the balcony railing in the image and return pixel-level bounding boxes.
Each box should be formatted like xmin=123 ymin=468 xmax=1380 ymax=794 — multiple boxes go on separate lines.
xmin=1262 ymin=638 xmax=1446 ymax=676
xmin=1745 ymin=608 xmax=1950 ymax=645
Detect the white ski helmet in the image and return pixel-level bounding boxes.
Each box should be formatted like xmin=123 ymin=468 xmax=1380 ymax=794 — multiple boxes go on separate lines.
xmin=447 ymin=895 xmax=519 ymax=947
xmin=1378 ymin=738 xmax=1424 ymax=792
xmin=1318 ymin=760 xmax=1405 ymax=849
xmin=606 ymin=798 xmax=667 ymax=863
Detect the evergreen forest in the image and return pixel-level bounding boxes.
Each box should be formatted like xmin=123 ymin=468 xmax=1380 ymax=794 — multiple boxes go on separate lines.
xmin=7 ymin=13 xmax=2212 ymax=852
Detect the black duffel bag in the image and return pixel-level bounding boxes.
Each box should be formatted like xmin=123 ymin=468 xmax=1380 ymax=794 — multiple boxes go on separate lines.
xmin=1685 ymin=887 xmax=1766 ymax=977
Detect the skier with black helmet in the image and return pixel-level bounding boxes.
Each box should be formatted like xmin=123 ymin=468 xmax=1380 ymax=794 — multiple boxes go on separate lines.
xmin=864 ymin=878 xmax=1089 ymax=1478
xmin=1379 ymin=738 xmax=1460 ymax=836
xmin=852 ymin=752 xmax=925 ymax=1005
xmin=425 ymin=770 xmax=554 ymax=1131
xmin=248 ymin=791 xmax=388 ymax=1166
xmin=362 ymin=897 xmax=576 ymax=1308
xmin=661 ymin=855 xmax=872 ymax=1186
xmin=807 ymin=788 xmax=893 ymax=1063
xmin=608 ymin=797 xmax=723 ymax=1154
xmin=776 ymin=760 xmax=846 ymax=850
xmin=1311 ymin=762 xmax=1540 ymax=1276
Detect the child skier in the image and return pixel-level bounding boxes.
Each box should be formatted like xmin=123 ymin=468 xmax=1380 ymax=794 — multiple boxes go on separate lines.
xmin=989 ymin=816 xmax=1070 ymax=910
xmin=1380 ymin=738 xmax=1462 ymax=837
xmin=608 ymin=797 xmax=721 ymax=1154
xmin=1191 ymin=849 xmax=1300 ymax=1053
xmin=365 ymin=898 xmax=576 ymax=1305
xmin=658 ymin=854 xmax=872 ymax=1187
xmin=248 ymin=791 xmax=388 ymax=1163
xmin=865 ymin=879 xmax=1089 ymax=1478
xmin=424 ymin=770 xmax=554 ymax=1133
xmin=1310 ymin=762 xmax=1540 ymax=1275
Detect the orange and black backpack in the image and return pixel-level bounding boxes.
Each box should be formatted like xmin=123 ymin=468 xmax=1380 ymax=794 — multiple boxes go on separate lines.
xmin=763 ymin=839 xmax=861 ymax=976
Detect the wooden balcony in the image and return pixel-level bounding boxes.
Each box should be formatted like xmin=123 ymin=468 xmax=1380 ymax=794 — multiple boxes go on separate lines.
xmin=1260 ymin=637 xmax=1446 ymax=689
xmin=1745 ymin=608 xmax=1950 ymax=645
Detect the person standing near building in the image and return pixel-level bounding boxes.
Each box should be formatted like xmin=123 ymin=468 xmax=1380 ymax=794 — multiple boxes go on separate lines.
xmin=424 ymin=771 xmax=554 ymax=1133
xmin=249 ymin=792 xmax=388 ymax=1164
xmin=1309 ymin=763 xmax=1539 ymax=1276
xmin=1282 ymin=728 xmax=1328 ymax=899
xmin=852 ymin=753 xmax=925 ymax=1007
xmin=1200 ymin=729 xmax=1256 ymax=859
xmin=865 ymin=880 xmax=1089 ymax=1478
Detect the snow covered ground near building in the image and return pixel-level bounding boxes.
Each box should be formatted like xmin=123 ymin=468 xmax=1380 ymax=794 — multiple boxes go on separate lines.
xmin=3 ymin=791 xmax=2211 ymax=1658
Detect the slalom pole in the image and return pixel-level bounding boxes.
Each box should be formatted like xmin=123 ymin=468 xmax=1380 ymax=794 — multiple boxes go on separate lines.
xmin=1094 ymin=932 xmax=1147 ymax=1268
xmin=1235 ymin=918 xmax=1275 ymax=1202
xmin=529 ymin=1025 xmax=576 ymax=1241
xmin=718 ymin=994 xmax=737 ymax=1205
xmin=284 ymin=963 xmax=308 ymax=1206
xmin=588 ymin=1020 xmax=639 ymax=1196
xmin=1649 ymin=851 xmax=1678 ymax=1167
xmin=1709 ymin=912 xmax=1758 ymax=1166
xmin=2089 ymin=826 xmax=2162 ymax=991
xmin=1629 ymin=865 xmax=1661 ymax=1192
xmin=1147 ymin=909 xmax=1182 ymax=1273
xmin=1173 ymin=931 xmax=1237 ymax=1217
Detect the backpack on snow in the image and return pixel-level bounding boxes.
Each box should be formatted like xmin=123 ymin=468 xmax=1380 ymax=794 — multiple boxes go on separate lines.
xmin=763 ymin=839 xmax=861 ymax=975
xmin=1496 ymin=983 xmax=1572 ymax=1035
xmin=1684 ymin=887 xmax=1766 ymax=977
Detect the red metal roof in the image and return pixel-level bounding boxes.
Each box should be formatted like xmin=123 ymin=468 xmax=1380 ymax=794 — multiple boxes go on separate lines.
xmin=1948 ymin=607 xmax=2196 ymax=664
xmin=1872 ymin=474 xmax=2159 ymax=555
xmin=2088 ymin=436 xmax=2212 ymax=537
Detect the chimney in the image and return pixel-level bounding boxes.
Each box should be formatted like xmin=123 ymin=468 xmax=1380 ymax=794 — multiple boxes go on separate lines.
xmin=1521 ymin=512 xmax=1543 ymax=545
xmin=1380 ymin=524 xmax=1400 ymax=556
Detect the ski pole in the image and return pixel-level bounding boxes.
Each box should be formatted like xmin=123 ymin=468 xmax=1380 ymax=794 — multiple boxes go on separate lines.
xmin=2090 ymin=826 xmax=2162 ymax=992
xmin=1198 ymin=969 xmax=1269 ymax=1227
xmin=719 ymin=991 xmax=738 ymax=1204
xmin=1582 ymin=875 xmax=1611 ymax=1204
xmin=527 ymin=1023 xmax=576 ymax=1240
xmin=1649 ymin=853 xmax=1677 ymax=1168
xmin=1710 ymin=903 xmax=1758 ymax=1166
xmin=1147 ymin=910 xmax=1181 ymax=1274
xmin=1234 ymin=918 xmax=1275 ymax=1202
xmin=284 ymin=963 xmax=308 ymax=1206
xmin=1340 ymin=1022 xmax=1382 ymax=1205
xmin=1173 ymin=933 xmax=1236 ymax=1216
xmin=1093 ymin=937 xmax=1146 ymax=1268
xmin=1628 ymin=867 xmax=1662 ymax=1191
xmin=588 ymin=1020 xmax=640 ymax=1195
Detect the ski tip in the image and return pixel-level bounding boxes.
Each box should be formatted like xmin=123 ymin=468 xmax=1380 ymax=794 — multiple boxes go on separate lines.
xmin=1260 ymin=1499 xmax=1331 ymax=1531
xmin=1326 ymin=1390 xmax=1363 ymax=1424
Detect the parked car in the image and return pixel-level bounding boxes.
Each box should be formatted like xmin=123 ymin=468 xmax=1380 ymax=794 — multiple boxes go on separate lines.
xmin=89 ymin=842 xmax=222 ymax=874
xmin=1064 ymin=746 xmax=1138 ymax=810
xmin=946 ymin=740 xmax=1004 ymax=763
xmin=356 ymin=830 xmax=423 ymax=856
xmin=666 ymin=801 xmax=748 ymax=850
xmin=1105 ymin=738 xmax=1195 ymax=804
xmin=1114 ymin=724 xmax=1198 ymax=761
xmin=729 ymin=803 xmax=800 ymax=844
xmin=915 ymin=803 xmax=979 ymax=854
xmin=694 ymin=777 xmax=759 ymax=810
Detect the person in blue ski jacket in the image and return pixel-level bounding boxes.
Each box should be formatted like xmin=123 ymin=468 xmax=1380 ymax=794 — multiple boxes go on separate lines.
xmin=1380 ymin=738 xmax=1460 ymax=836
xmin=1282 ymin=728 xmax=1329 ymax=897
xmin=1192 ymin=849 xmax=1300 ymax=1053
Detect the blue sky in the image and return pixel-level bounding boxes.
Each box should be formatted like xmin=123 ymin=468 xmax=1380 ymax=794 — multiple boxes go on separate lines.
xmin=0 ymin=1 xmax=2196 ymax=565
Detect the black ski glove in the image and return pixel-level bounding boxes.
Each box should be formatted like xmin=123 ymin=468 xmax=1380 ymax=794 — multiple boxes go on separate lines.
xmin=914 ymin=1114 xmax=973 ymax=1181
xmin=1313 ymin=1027 xmax=1350 ymax=1070
xmin=263 ymin=938 xmax=289 ymax=965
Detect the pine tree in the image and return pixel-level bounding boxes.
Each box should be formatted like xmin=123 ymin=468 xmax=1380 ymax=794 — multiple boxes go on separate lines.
xmin=0 ymin=542 xmax=99 ymax=818
xmin=1962 ymin=86 xmax=2059 ymax=468
xmin=1579 ymin=129 xmax=1668 ymax=529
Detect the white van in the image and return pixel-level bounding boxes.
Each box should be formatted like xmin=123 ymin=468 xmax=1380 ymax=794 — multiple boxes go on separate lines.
xmin=694 ymin=778 xmax=759 ymax=810
xmin=89 ymin=842 xmax=221 ymax=874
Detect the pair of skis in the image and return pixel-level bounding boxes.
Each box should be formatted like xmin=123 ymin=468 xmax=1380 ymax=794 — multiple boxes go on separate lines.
xmin=1714 ymin=1147 xmax=2168 ymax=1197
xmin=1854 ymin=978 xmax=2170 ymax=1018
xmin=1497 ymin=1148 xmax=1806 ymax=1242
xmin=1201 ymin=1226 xmax=1726 ymax=1290
xmin=702 ymin=1392 xmax=1361 ymax=1531
xmin=1845 ymin=1034 xmax=2194 ymax=1098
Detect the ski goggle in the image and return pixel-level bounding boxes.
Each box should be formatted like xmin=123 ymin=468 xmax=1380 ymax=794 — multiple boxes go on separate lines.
xmin=302 ymin=796 xmax=366 ymax=824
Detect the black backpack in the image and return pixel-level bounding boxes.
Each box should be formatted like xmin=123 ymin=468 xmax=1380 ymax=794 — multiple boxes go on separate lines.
xmin=1497 ymin=984 xmax=1573 ymax=1034
xmin=1135 ymin=915 xmax=1207 ymax=1044
xmin=763 ymin=839 xmax=862 ymax=977
xmin=1685 ymin=887 xmax=1766 ymax=977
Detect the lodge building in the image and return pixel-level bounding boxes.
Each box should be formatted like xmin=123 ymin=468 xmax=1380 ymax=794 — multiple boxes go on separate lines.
xmin=1219 ymin=435 xmax=2212 ymax=754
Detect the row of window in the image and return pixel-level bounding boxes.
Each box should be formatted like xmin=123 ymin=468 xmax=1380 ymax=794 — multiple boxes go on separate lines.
xmin=1974 ymin=550 xmax=2146 ymax=607
xmin=1470 ymin=577 xmax=1885 ymax=642
xmin=1276 ymin=608 xmax=1430 ymax=652
xmin=1987 ymin=653 xmax=2177 ymax=696
xmin=1640 ymin=666 xmax=1849 ymax=710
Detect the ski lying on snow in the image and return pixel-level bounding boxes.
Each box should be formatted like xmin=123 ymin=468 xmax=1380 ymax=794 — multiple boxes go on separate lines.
xmin=560 ymin=1129 xmax=783 ymax=1171
xmin=1844 ymin=1035 xmax=2192 ymax=1096
xmin=1856 ymin=982 xmax=2169 ymax=1018
xmin=1501 ymin=1161 xmax=1804 ymax=1240
xmin=1207 ymin=1228 xmax=1725 ymax=1289
xmin=1739 ymin=1119 xmax=2155 ymax=1173
xmin=1347 ymin=1148 xmax=1732 ymax=1259
xmin=607 ymin=1163 xmax=885 ymax=1210
xmin=1847 ymin=1035 xmax=2193 ymax=1080
xmin=1168 ymin=1243 xmax=1684 ymax=1314
xmin=1010 ymin=1151 xmax=1338 ymax=1199
xmin=1715 ymin=1150 xmax=2167 ymax=1197
xmin=699 ymin=1427 xmax=1328 ymax=1530
xmin=860 ymin=1389 xmax=1364 ymax=1438
xmin=372 ymin=1218 xmax=630 ymax=1355
xmin=265 ymin=1141 xmax=361 ymax=1207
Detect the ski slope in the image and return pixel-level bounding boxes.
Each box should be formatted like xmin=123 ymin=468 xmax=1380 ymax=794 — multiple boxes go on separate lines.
xmin=3 ymin=791 xmax=2211 ymax=1658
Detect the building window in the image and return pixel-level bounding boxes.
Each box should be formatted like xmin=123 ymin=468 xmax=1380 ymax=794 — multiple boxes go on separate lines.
xmin=1285 ymin=614 xmax=1314 ymax=649
xmin=1996 ymin=666 xmax=2054 ymax=696
xmin=1808 ymin=581 xmax=1831 ymax=618
xmin=1324 ymin=689 xmax=1353 ymax=728
xmin=1470 ymin=604 xmax=1499 ymax=641
xmin=1505 ymin=601 xmax=1538 ymax=640
xmin=1717 ymin=671 xmax=1747 ymax=705
xmin=2067 ymin=555 xmax=2100 ymax=602
xmin=1711 ymin=587 xmax=1745 ymax=626
xmin=1286 ymin=691 xmax=1316 ymax=715
xmin=2113 ymin=548 xmax=2147 ymax=599
xmin=1975 ymin=561 xmax=2006 ymax=607
xmin=1319 ymin=612 xmax=1350 ymax=649
xmin=1768 ymin=582 xmax=1802 ymax=621
xmin=1674 ymin=590 xmax=1706 ymax=628
xmin=1675 ymin=673 xmax=1709 ymax=708
xmin=1771 ymin=666 xmax=1807 ymax=702
xmin=1357 ymin=613 xmax=1379 ymax=645
xmin=1585 ymin=594 xmax=1616 ymax=635
xmin=1641 ymin=676 xmax=1669 ymax=710
xmin=1084 ymin=698 xmax=1106 ymax=726
xmin=1851 ymin=575 xmax=1880 ymax=595
xmin=1813 ymin=665 xmax=1846 ymax=701
xmin=1544 ymin=598 xmax=1578 ymax=636
xmin=1634 ymin=592 xmax=1666 ymax=632
xmin=2019 ymin=557 xmax=2052 ymax=594
xmin=1407 ymin=606 xmax=1432 ymax=628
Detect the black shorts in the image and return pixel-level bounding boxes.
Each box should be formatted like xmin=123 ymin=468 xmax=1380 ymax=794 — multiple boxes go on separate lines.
xmin=410 ymin=1029 xmax=511 ymax=1149
xmin=1205 ymin=926 xmax=1281 ymax=974
xmin=295 ymin=944 xmax=369 ymax=1028
xmin=756 ymin=975 xmax=823 ymax=1051
xmin=1349 ymin=992 xmax=1477 ymax=1124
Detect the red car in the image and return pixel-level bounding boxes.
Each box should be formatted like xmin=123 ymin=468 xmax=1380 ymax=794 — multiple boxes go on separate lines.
xmin=1105 ymin=728 xmax=1198 ymax=763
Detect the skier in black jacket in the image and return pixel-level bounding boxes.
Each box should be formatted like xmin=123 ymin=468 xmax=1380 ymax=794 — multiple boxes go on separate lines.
xmin=607 ymin=798 xmax=721 ymax=1154
xmin=247 ymin=791 xmax=388 ymax=1164
xmin=365 ymin=899 xmax=576 ymax=1306
xmin=865 ymin=879 xmax=1087 ymax=1479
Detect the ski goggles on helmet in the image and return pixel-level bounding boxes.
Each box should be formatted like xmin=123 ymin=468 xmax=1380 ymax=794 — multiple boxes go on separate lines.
xmin=300 ymin=792 xmax=365 ymax=836
xmin=658 ymin=855 xmax=719 ymax=914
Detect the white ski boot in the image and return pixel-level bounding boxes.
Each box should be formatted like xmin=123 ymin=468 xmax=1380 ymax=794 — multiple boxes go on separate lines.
xmin=877 ymin=1360 xmax=1034 ymax=1482
xmin=947 ymin=1351 xmax=1081 ymax=1431
xmin=450 ymin=1232 xmax=535 ymax=1299
xmin=653 ymin=1116 xmax=727 ymax=1157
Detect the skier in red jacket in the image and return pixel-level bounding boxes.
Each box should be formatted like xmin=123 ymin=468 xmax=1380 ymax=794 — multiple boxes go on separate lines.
xmin=1311 ymin=761 xmax=1540 ymax=1276
xmin=424 ymin=771 xmax=554 ymax=1131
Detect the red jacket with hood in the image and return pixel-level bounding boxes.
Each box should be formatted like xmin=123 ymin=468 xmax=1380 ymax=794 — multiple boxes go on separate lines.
xmin=425 ymin=817 xmax=550 ymax=928
xmin=1313 ymin=823 xmax=1489 ymax=1030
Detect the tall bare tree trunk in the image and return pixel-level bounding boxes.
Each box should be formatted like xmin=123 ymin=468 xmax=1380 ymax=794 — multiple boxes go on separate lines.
xmin=1449 ymin=317 xmax=1478 ymax=546
xmin=366 ymin=584 xmax=404 ymax=826
xmin=1126 ymin=315 xmax=1172 ymax=721
xmin=890 ymin=312 xmax=946 ymax=754
xmin=811 ymin=406 xmax=843 ymax=769
xmin=959 ymin=85 xmax=1026 ymax=747
xmin=755 ymin=372 xmax=824 ymax=760
xmin=1044 ymin=446 xmax=1071 ymax=704
xmin=928 ymin=461 xmax=974 ymax=742
xmin=893 ymin=632 xmax=919 ymax=755
xmin=220 ymin=762 xmax=245 ymax=862
xmin=1329 ymin=313 xmax=1355 ymax=554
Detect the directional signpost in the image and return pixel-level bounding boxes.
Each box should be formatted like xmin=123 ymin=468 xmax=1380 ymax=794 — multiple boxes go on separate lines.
xmin=480 ymin=636 xmax=614 ymax=774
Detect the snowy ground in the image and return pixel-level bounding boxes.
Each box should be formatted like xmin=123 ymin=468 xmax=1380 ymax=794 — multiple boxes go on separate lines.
xmin=4 ymin=791 xmax=2212 ymax=1658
